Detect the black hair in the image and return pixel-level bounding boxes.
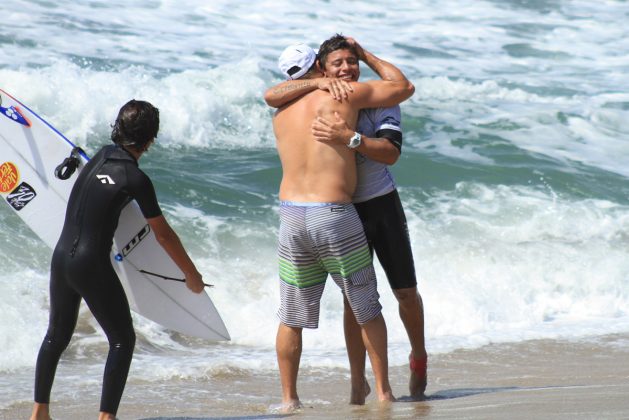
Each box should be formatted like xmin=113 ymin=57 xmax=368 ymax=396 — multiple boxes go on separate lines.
xmin=111 ymin=100 xmax=159 ymax=150
xmin=317 ymin=34 xmax=358 ymax=70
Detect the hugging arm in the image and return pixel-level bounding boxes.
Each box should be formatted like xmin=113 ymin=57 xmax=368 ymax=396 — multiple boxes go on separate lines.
xmin=264 ymin=77 xmax=353 ymax=108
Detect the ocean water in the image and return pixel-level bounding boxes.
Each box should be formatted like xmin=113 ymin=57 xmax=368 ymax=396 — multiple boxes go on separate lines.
xmin=1 ymin=0 xmax=628 ymax=412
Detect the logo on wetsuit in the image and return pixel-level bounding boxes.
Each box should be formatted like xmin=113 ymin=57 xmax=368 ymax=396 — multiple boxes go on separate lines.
xmin=6 ymin=182 xmax=37 ymax=211
xmin=96 ymin=174 xmax=115 ymax=184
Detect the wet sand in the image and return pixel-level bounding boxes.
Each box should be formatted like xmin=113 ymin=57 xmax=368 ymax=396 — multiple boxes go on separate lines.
xmin=3 ymin=333 xmax=629 ymax=419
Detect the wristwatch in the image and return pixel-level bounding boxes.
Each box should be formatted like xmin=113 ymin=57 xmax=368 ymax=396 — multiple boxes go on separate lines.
xmin=347 ymin=132 xmax=362 ymax=149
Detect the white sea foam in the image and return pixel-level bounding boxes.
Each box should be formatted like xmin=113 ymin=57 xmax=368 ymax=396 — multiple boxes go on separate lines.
xmin=0 ymin=57 xmax=273 ymax=151
xmin=0 ymin=270 xmax=49 ymax=371
xmin=3 ymin=179 xmax=626 ymax=379
xmin=134 ymin=184 xmax=629 ymax=371
xmin=401 ymin=183 xmax=629 ymax=355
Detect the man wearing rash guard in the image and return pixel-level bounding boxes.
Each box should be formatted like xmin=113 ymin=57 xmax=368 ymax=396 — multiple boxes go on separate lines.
xmin=30 ymin=100 xmax=205 ymax=420
xmin=265 ymin=34 xmax=427 ymax=402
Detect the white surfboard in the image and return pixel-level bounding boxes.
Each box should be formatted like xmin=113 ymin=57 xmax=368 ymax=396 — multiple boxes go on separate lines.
xmin=0 ymin=88 xmax=229 ymax=341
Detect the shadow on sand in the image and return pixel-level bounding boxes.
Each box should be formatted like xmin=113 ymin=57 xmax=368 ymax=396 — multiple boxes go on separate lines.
xmin=396 ymin=384 xmax=577 ymax=402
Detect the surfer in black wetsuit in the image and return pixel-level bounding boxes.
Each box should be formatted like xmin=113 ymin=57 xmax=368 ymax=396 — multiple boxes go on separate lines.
xmin=30 ymin=100 xmax=205 ymax=420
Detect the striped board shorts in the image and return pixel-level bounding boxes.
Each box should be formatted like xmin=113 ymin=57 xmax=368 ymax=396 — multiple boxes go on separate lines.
xmin=277 ymin=201 xmax=382 ymax=329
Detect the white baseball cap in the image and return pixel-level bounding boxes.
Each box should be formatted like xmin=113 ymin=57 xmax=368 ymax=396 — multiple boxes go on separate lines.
xmin=277 ymin=43 xmax=317 ymax=80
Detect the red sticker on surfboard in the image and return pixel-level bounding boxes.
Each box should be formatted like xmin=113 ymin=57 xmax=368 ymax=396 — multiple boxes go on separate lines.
xmin=0 ymin=162 xmax=20 ymax=193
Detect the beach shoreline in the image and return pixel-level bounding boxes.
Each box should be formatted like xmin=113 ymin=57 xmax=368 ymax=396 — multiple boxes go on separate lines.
xmin=4 ymin=333 xmax=629 ymax=419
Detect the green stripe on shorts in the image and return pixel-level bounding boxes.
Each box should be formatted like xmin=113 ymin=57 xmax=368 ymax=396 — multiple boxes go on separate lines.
xmin=279 ymin=258 xmax=327 ymax=288
xmin=320 ymin=245 xmax=372 ymax=277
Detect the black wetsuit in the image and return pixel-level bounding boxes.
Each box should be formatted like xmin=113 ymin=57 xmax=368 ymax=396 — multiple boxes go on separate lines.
xmin=34 ymin=144 xmax=162 ymax=415
xmin=354 ymin=189 xmax=416 ymax=289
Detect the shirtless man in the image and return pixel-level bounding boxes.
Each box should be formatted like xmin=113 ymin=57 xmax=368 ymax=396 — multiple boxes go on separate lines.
xmin=269 ymin=39 xmax=414 ymax=411
xmin=267 ymin=34 xmax=427 ymax=403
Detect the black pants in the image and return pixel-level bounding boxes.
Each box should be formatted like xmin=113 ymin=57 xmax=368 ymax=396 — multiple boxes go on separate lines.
xmin=34 ymin=246 xmax=136 ymax=415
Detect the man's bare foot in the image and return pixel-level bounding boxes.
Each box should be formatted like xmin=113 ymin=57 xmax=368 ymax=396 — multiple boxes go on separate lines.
xmin=279 ymin=399 xmax=302 ymax=414
xmin=409 ymin=353 xmax=428 ymax=399
xmin=377 ymin=390 xmax=396 ymax=402
xmin=30 ymin=403 xmax=51 ymax=420
xmin=409 ymin=371 xmax=427 ymax=399
xmin=349 ymin=376 xmax=371 ymax=405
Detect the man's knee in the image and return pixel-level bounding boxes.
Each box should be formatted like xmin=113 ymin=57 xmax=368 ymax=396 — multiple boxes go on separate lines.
xmin=108 ymin=327 xmax=136 ymax=356
xmin=393 ymin=287 xmax=421 ymax=307
xmin=41 ymin=330 xmax=73 ymax=356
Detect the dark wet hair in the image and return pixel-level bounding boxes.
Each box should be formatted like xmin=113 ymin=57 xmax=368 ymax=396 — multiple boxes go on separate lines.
xmin=111 ymin=99 xmax=159 ymax=150
xmin=317 ymin=34 xmax=358 ymax=70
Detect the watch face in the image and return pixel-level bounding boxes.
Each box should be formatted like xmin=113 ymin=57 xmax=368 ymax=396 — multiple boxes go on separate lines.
xmin=349 ymin=133 xmax=361 ymax=148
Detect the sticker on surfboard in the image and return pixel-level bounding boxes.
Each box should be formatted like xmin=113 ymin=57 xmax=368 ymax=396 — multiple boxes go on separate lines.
xmin=0 ymin=102 xmax=32 ymax=127
xmin=6 ymin=182 xmax=37 ymax=211
xmin=0 ymin=161 xmax=20 ymax=193
xmin=114 ymin=224 xmax=151 ymax=261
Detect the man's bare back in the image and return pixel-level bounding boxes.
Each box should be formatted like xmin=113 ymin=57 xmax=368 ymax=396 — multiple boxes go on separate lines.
xmin=273 ymin=89 xmax=359 ymax=203
xmin=270 ymin=39 xmax=414 ymax=411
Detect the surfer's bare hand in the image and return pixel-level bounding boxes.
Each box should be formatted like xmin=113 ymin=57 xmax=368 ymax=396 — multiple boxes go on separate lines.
xmin=312 ymin=112 xmax=354 ymax=145
xmin=185 ymin=270 xmax=205 ymax=294
xmin=316 ymin=77 xmax=353 ymax=101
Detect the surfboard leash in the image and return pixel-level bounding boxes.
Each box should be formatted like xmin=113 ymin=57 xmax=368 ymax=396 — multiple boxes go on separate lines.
xmin=139 ymin=269 xmax=214 ymax=288
xmin=55 ymin=146 xmax=86 ymax=180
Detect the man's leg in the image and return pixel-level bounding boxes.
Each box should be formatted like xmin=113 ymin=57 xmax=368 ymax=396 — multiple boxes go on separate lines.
xmin=393 ymin=286 xmax=427 ymax=397
xmin=32 ymin=260 xmax=81 ymax=420
xmin=276 ymin=322 xmax=303 ymax=412
xmin=77 ymin=264 xmax=136 ymax=418
xmin=317 ymin=204 xmax=387 ymax=402
xmin=343 ymin=296 xmax=370 ymax=404
xmin=30 ymin=403 xmax=51 ymax=420
xmin=358 ymin=191 xmax=427 ymax=398
xmin=359 ymin=313 xmax=394 ymax=402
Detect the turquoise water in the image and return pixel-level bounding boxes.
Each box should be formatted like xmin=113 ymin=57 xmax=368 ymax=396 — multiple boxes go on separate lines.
xmin=1 ymin=0 xmax=628 ymax=409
